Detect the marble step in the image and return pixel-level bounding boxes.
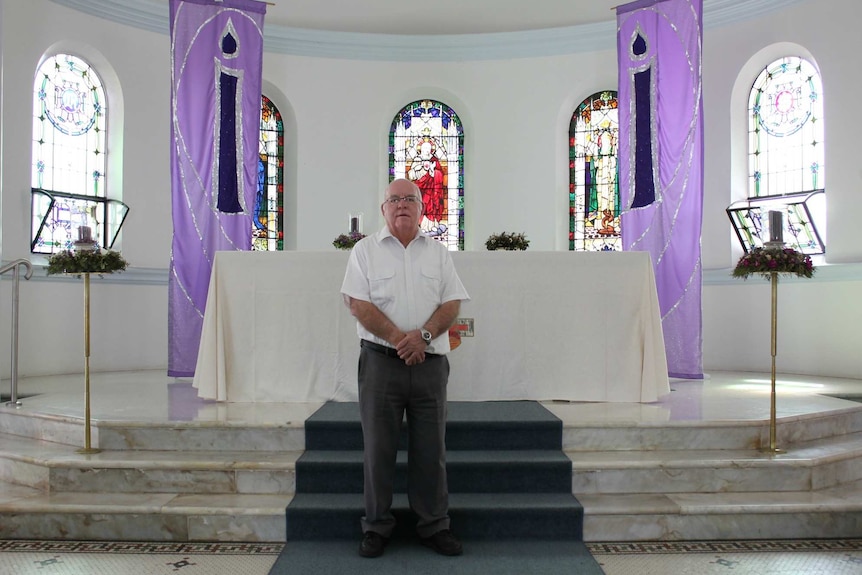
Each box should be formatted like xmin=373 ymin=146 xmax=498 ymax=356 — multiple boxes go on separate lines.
xmin=1 ymin=399 xmax=860 ymax=543
xmin=553 ymin=403 xmax=862 ymax=451
xmin=577 ymin=478 xmax=862 ymax=541
xmin=0 ymin=433 xmax=301 ymax=494
xmin=0 ymin=480 xmax=291 ymax=542
xmin=4 ymin=401 xmax=862 ymax=453
xmin=567 ymin=430 xmax=862 ymax=495
xmin=3 ymin=429 xmax=861 ymax=499
xmin=0 ymin=404 xmax=313 ymax=452
xmin=2 ymin=477 xmax=861 ymax=542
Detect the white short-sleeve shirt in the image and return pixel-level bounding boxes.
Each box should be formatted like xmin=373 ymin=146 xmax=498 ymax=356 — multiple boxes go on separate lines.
xmin=340 ymin=227 xmax=470 ymax=354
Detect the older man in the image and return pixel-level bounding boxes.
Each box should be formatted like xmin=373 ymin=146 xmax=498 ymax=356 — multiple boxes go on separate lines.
xmin=340 ymin=178 xmax=470 ymax=558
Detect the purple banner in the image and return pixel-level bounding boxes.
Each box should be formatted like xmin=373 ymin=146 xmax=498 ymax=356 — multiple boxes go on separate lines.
xmin=169 ymin=0 xmax=266 ymax=376
xmin=617 ymin=0 xmax=704 ymax=378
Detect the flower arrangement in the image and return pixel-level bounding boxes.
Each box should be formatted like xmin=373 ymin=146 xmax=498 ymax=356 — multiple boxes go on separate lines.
xmin=333 ymin=231 xmax=366 ymax=250
xmin=46 ymin=249 xmax=129 ymax=276
xmin=732 ymin=246 xmax=815 ymax=280
xmin=485 ymin=231 xmax=530 ymax=251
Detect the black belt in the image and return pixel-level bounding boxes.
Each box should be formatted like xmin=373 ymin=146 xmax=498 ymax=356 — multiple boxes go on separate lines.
xmin=361 ymin=339 xmax=439 ymax=359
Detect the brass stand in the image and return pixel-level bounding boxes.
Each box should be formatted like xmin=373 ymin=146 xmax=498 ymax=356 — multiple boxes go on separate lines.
xmin=761 ymin=271 xmax=785 ymax=454
xmin=77 ymin=272 xmax=101 ymax=454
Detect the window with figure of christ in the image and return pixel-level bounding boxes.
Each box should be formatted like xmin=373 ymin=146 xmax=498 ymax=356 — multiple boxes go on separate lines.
xmin=389 ymin=99 xmax=464 ymax=251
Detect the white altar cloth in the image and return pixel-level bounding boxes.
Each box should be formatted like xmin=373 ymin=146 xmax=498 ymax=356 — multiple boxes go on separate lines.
xmin=192 ymin=250 xmax=670 ymax=403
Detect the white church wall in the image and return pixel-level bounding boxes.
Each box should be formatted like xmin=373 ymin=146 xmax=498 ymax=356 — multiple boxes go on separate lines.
xmin=0 ymin=0 xmax=172 ymax=268
xmin=262 ymin=49 xmax=618 ymax=251
xmin=699 ymin=1 xmax=862 ymax=376
xmin=703 ymin=276 xmax=862 ymax=380
xmin=0 ymin=0 xmax=859 ymax=379
xmin=0 ymin=0 xmax=171 ymax=377
xmin=701 ymin=0 xmax=862 ymax=269
xmin=4 ymin=278 xmax=168 ymax=375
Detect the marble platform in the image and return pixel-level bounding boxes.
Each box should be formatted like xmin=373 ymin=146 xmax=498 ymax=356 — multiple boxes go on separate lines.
xmin=0 ymin=370 xmax=861 ymax=542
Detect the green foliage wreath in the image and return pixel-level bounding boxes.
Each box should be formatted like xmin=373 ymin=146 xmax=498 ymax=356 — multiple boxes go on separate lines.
xmin=46 ymin=249 xmax=129 ymax=276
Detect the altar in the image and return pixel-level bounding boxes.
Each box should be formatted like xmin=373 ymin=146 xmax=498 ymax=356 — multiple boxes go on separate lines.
xmin=192 ymin=250 xmax=670 ymax=403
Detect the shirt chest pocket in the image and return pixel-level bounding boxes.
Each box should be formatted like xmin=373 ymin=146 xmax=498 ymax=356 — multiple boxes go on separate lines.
xmin=368 ymin=267 xmax=396 ymax=307
xmin=420 ymin=265 xmax=443 ymax=302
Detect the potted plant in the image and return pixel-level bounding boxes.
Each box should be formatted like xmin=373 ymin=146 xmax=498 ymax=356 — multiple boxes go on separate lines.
xmin=485 ymin=231 xmax=530 ymax=251
xmin=333 ymin=231 xmax=366 ymax=250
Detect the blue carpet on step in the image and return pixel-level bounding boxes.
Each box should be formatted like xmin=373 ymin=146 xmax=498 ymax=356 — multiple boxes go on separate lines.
xmin=268 ymin=539 xmax=605 ymax=575
xmin=286 ymin=492 xmax=583 ymax=541
xmin=280 ymin=400 xmax=591 ymax=572
xmin=304 ymin=400 xmax=563 ymax=450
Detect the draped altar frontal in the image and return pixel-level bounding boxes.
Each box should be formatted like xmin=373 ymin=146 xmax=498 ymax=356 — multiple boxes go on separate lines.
xmin=192 ymin=251 xmax=670 ymax=403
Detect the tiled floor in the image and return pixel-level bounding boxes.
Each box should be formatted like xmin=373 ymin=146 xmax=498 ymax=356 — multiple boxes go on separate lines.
xmin=1 ymin=369 xmax=861 ymax=574
xmin=591 ymin=540 xmax=862 ymax=574
xmin=0 ymin=540 xmax=282 ymax=574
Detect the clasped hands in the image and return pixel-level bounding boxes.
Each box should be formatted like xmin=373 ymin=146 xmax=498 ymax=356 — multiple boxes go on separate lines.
xmin=395 ymin=329 xmax=427 ymax=366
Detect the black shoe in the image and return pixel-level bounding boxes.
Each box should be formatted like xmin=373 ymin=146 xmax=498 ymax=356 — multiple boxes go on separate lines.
xmin=421 ymin=529 xmax=463 ymax=556
xmin=359 ymin=531 xmax=388 ymax=558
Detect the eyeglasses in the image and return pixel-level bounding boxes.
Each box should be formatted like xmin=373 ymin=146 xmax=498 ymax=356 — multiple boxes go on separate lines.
xmin=383 ymin=195 xmax=421 ymax=205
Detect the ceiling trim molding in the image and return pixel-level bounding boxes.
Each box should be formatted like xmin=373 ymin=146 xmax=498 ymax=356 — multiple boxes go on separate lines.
xmin=49 ymin=0 xmax=807 ymax=61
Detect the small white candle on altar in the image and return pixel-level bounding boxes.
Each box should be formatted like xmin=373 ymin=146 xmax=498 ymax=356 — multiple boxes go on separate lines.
xmin=768 ymin=211 xmax=783 ymax=243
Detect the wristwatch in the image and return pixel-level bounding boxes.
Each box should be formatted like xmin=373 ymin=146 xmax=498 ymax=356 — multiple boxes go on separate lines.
xmin=420 ymin=328 xmax=432 ymax=345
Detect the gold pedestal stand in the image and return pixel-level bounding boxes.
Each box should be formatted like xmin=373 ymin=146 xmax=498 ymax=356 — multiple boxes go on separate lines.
xmin=49 ymin=239 xmax=127 ymax=454
xmin=761 ymin=270 xmax=785 ymax=454
xmin=77 ymin=272 xmax=101 ymax=455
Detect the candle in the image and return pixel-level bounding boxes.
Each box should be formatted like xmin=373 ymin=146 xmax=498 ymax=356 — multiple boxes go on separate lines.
xmin=768 ymin=211 xmax=783 ymax=243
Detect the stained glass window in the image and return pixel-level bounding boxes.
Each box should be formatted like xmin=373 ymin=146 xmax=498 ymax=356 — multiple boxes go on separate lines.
xmin=389 ymin=100 xmax=464 ymax=251
xmin=252 ymin=95 xmax=284 ymax=251
xmin=569 ymin=91 xmax=620 ymax=251
xmin=31 ymin=53 xmax=126 ymax=254
xmin=748 ymin=57 xmax=824 ymax=197
xmin=727 ymin=56 xmax=826 ymax=254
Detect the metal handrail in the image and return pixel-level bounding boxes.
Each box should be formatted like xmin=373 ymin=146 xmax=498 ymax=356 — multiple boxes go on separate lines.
xmin=0 ymin=259 xmax=33 ymax=406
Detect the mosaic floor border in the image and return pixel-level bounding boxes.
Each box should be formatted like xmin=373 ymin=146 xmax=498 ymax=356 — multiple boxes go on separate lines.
xmin=2 ymin=539 xmax=859 ymax=556
xmin=0 ymin=540 xmax=284 ymax=555
xmin=587 ymin=539 xmax=862 ymax=555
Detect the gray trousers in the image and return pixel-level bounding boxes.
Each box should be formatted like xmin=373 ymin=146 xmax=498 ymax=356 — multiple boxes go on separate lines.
xmin=358 ymin=344 xmax=450 ymax=539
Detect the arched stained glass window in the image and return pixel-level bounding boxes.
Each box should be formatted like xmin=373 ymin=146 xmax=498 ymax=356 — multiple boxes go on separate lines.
xmin=31 ymin=53 xmax=126 ymax=254
xmin=389 ymin=100 xmax=464 ymax=251
xmin=252 ymin=95 xmax=284 ymax=251
xmin=569 ymin=91 xmax=620 ymax=251
xmin=727 ymin=56 xmax=826 ymax=255
xmin=748 ymin=56 xmax=823 ymax=197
